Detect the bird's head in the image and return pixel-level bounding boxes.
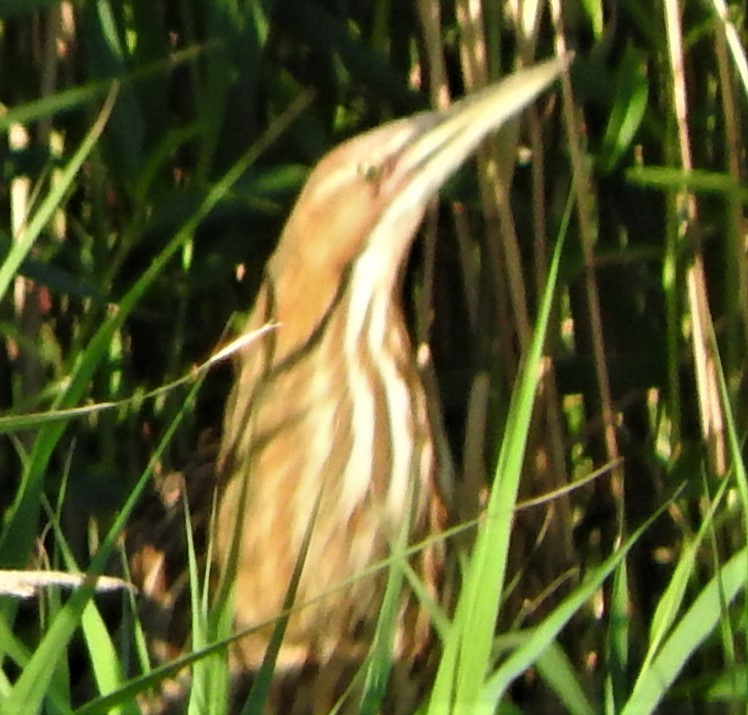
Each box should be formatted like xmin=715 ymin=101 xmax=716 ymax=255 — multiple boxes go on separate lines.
xmin=269 ymin=55 xmax=570 ymax=308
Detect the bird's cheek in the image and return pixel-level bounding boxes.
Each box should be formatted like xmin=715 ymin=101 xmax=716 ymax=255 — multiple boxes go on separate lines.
xmin=311 ymin=192 xmax=378 ymax=266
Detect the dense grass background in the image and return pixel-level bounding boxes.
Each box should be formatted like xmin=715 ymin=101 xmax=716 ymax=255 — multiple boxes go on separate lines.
xmin=1 ymin=0 xmax=747 ymax=712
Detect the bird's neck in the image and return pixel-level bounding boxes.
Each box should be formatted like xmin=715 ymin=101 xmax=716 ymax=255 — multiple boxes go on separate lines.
xmin=267 ymin=249 xmax=406 ymax=361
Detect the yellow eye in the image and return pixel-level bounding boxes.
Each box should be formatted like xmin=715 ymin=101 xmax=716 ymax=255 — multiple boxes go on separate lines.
xmin=357 ymin=162 xmax=381 ymax=182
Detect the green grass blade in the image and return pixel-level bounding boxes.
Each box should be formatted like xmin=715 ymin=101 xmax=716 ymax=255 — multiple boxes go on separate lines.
xmin=604 ymin=555 xmax=630 ymax=713
xmin=622 ymin=545 xmax=748 ymax=714
xmin=481 ymin=494 xmax=676 ymax=707
xmin=535 ymin=642 xmax=596 ymax=715
xmin=429 ymin=208 xmax=568 ymax=713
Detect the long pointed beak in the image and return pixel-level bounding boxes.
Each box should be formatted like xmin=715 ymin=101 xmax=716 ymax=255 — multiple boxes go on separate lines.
xmin=376 ymin=54 xmax=570 ymax=235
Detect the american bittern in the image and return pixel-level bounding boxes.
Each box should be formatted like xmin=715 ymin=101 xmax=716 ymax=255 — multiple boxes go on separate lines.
xmin=215 ymin=56 xmax=568 ymax=712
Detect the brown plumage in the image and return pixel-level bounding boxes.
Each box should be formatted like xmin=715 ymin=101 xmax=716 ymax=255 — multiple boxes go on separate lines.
xmin=211 ymin=56 xmax=567 ymax=713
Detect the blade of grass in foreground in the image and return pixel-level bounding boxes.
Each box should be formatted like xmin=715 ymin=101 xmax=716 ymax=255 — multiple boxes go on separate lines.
xmin=357 ymin=478 xmax=417 ymax=715
xmin=235 ymin=491 xmax=322 ymax=715
xmin=621 ymin=544 xmax=747 ymax=714
xmin=481 ymin=492 xmax=679 ymax=709
xmin=40 ymin=486 xmax=136 ymax=714
xmin=428 ymin=199 xmax=568 ymax=714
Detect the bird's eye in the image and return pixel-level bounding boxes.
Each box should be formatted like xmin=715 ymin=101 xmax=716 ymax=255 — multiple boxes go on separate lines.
xmin=357 ymin=162 xmax=381 ymax=182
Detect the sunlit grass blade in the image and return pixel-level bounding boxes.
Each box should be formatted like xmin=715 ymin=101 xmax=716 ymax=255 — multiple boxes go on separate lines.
xmin=429 ymin=200 xmax=569 ymax=713
xmin=641 ymin=471 xmax=729 ymax=674
xmin=621 ymin=544 xmax=748 ymax=714
xmin=39 ymin=492 xmax=136 ymax=714
xmin=534 ymin=642 xmax=595 ymax=715
xmin=482 ymin=494 xmax=677 ymax=707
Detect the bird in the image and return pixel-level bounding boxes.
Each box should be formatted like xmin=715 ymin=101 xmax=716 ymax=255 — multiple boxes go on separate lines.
xmin=213 ymin=56 xmax=568 ymax=714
